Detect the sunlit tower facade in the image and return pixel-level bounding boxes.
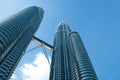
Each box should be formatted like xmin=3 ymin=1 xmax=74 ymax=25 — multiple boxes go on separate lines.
xmin=49 ymin=22 xmax=98 ymax=80
xmin=0 ymin=6 xmax=44 ymax=80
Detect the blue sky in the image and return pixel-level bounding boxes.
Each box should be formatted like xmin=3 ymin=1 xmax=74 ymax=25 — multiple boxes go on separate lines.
xmin=0 ymin=0 xmax=120 ymax=80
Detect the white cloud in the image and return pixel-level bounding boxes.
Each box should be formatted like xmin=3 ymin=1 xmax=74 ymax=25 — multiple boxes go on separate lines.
xmin=20 ymin=52 xmax=51 ymax=80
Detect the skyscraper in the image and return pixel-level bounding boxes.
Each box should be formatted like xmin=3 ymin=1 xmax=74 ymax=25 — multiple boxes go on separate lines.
xmin=49 ymin=22 xmax=98 ymax=80
xmin=0 ymin=6 xmax=44 ymax=80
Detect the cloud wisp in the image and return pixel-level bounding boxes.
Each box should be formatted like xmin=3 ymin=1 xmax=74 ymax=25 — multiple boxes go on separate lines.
xmin=10 ymin=74 xmax=18 ymax=80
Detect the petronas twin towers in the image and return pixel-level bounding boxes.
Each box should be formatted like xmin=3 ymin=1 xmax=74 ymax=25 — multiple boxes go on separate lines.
xmin=0 ymin=6 xmax=97 ymax=80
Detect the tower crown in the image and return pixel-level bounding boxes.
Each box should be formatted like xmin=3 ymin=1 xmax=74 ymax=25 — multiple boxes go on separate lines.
xmin=55 ymin=21 xmax=71 ymax=33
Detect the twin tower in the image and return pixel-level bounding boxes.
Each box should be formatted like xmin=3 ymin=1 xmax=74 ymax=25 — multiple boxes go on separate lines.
xmin=0 ymin=6 xmax=98 ymax=80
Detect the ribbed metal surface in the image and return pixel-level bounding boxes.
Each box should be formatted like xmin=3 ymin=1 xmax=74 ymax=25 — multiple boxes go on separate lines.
xmin=50 ymin=22 xmax=71 ymax=80
xmin=0 ymin=6 xmax=44 ymax=79
xmin=68 ymin=31 xmax=98 ymax=80
xmin=49 ymin=22 xmax=97 ymax=80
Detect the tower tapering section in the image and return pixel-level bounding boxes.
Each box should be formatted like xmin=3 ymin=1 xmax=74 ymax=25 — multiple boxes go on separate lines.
xmin=0 ymin=6 xmax=44 ymax=79
xmin=68 ymin=31 xmax=98 ymax=80
xmin=49 ymin=22 xmax=98 ymax=80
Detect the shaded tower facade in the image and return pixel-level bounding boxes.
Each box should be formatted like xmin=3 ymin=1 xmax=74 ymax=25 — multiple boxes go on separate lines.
xmin=50 ymin=22 xmax=97 ymax=80
xmin=0 ymin=6 xmax=44 ymax=79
